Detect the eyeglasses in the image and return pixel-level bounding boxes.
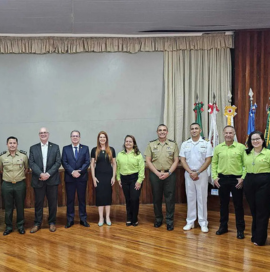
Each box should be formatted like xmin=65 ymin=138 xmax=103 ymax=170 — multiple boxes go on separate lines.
xmin=71 ymin=135 xmax=80 ymax=138
xmin=39 ymin=132 xmax=48 ymax=135
xmin=251 ymin=138 xmax=262 ymax=142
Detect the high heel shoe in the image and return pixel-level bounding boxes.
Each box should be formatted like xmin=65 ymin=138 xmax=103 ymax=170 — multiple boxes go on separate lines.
xmin=98 ymin=219 xmax=104 ymax=227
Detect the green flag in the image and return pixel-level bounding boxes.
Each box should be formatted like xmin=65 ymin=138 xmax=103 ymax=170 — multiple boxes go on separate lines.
xmin=193 ymin=102 xmax=204 ymax=137
xmin=265 ymin=105 xmax=270 ymax=149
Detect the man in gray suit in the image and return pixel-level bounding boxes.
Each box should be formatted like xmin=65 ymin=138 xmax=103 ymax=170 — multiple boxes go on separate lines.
xmin=29 ymin=127 xmax=61 ymax=233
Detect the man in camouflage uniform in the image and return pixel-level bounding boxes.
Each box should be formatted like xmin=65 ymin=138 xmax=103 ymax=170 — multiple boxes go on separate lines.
xmin=0 ymin=136 xmax=28 ymax=236
xmin=145 ymin=124 xmax=179 ymax=231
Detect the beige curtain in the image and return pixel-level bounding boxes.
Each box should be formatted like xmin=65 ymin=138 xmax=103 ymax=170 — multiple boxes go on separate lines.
xmin=0 ymin=34 xmax=232 ymax=146
xmin=0 ymin=35 xmax=232 ymax=54
xmin=164 ymin=48 xmax=231 ymax=147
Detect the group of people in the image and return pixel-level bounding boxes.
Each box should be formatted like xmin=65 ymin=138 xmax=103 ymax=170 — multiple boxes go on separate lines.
xmin=0 ymin=124 xmax=269 ymax=246
xmin=0 ymin=128 xmax=146 ymax=235
xmin=181 ymin=123 xmax=270 ymax=246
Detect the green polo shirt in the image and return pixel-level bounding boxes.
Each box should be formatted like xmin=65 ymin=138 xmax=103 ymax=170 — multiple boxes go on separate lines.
xmin=243 ymin=148 xmax=270 ymax=178
xmin=116 ymin=150 xmax=145 ymax=183
xmin=211 ymin=141 xmax=245 ymax=180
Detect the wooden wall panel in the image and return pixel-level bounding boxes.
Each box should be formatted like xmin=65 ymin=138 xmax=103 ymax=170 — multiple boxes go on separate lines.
xmin=234 ymin=30 xmax=270 ymax=143
xmin=0 ymin=166 xmax=186 ymax=209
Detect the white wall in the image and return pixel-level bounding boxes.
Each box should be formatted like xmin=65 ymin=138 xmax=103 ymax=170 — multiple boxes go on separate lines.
xmin=0 ymin=52 xmax=163 ymax=155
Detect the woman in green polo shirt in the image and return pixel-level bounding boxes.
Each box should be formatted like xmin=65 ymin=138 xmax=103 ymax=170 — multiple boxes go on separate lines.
xmin=116 ymin=135 xmax=145 ymax=226
xmin=244 ymin=131 xmax=270 ymax=246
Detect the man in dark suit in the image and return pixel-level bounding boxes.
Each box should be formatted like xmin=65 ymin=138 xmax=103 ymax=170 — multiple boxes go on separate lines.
xmin=62 ymin=130 xmax=90 ymax=228
xmin=29 ymin=127 xmax=61 ymax=233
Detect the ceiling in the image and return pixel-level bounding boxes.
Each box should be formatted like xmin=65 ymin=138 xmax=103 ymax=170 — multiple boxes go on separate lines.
xmin=0 ymin=0 xmax=270 ymax=36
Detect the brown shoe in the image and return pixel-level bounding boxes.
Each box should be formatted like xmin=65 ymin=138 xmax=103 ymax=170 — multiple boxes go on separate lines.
xmin=30 ymin=225 xmax=40 ymax=233
xmin=49 ymin=224 xmax=56 ymax=232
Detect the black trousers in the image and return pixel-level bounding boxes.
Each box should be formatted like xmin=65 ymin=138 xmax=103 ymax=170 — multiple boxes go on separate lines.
xmin=150 ymin=171 xmax=176 ymax=225
xmin=121 ymin=173 xmax=142 ymax=223
xmin=2 ymin=180 xmax=26 ymax=230
xmin=244 ymin=173 xmax=270 ymax=246
xmin=65 ymin=180 xmax=87 ymax=222
xmin=34 ymin=183 xmax=58 ymax=226
xmin=218 ymin=174 xmax=245 ymax=231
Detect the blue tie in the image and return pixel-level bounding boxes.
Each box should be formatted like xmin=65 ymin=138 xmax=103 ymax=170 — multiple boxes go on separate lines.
xmin=74 ymin=147 xmax=78 ymax=160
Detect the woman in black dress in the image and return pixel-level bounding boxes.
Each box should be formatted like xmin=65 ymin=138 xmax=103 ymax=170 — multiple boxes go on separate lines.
xmin=90 ymin=131 xmax=116 ymax=226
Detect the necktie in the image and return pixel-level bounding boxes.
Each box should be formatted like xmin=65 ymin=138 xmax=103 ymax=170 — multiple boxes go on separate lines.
xmin=74 ymin=147 xmax=78 ymax=160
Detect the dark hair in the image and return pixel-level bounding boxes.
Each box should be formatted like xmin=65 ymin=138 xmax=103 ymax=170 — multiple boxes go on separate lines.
xmin=246 ymin=131 xmax=266 ymax=154
xmin=157 ymin=124 xmax=168 ymax=131
xmin=123 ymin=135 xmax=140 ymax=155
xmin=7 ymin=136 xmax=18 ymax=144
xmin=190 ymin=122 xmax=201 ymax=129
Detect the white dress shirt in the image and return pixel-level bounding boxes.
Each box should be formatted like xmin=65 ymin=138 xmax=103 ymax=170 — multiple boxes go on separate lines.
xmin=72 ymin=144 xmax=80 ymax=157
xmin=41 ymin=142 xmax=48 ymax=172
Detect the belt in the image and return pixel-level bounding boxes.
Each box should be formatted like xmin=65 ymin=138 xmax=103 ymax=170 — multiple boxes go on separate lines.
xmin=3 ymin=180 xmax=22 ymax=184
xmin=157 ymin=169 xmax=169 ymax=172
xmin=218 ymin=174 xmax=241 ymax=178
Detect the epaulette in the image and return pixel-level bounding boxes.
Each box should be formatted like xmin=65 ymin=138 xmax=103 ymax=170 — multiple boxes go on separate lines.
xmin=0 ymin=151 xmax=7 ymax=156
xmin=150 ymin=139 xmax=158 ymax=142
xmin=19 ymin=150 xmax=27 ymax=155
xmin=168 ymin=139 xmax=176 ymax=143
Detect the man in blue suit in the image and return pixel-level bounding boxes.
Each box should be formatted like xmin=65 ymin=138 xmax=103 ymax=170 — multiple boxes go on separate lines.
xmin=62 ymin=130 xmax=90 ymax=228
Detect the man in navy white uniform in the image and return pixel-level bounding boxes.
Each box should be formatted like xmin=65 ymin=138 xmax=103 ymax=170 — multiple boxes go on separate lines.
xmin=180 ymin=123 xmax=213 ymax=233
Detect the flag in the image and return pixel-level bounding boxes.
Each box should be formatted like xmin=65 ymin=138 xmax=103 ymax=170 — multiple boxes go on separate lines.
xmin=247 ymin=103 xmax=257 ymax=136
xmin=193 ymin=102 xmax=204 ymax=137
xmin=224 ymin=105 xmax=237 ymax=126
xmin=264 ymin=105 xmax=270 ymax=148
xmin=224 ymin=105 xmax=238 ymax=141
xmin=208 ymin=103 xmax=219 ymax=148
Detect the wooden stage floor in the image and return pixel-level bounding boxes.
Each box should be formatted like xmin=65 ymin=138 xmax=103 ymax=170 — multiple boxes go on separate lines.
xmin=0 ymin=204 xmax=269 ymax=272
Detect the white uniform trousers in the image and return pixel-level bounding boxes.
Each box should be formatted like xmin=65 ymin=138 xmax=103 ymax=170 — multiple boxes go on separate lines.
xmin=184 ymin=170 xmax=208 ymax=227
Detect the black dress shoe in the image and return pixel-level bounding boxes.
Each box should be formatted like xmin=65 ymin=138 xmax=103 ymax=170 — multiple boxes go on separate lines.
xmin=132 ymin=222 xmax=138 ymax=227
xmin=3 ymin=229 xmax=12 ymax=236
xmin=167 ymin=224 xmax=174 ymax=231
xmin=216 ymin=228 xmax=228 ymax=235
xmin=126 ymin=222 xmax=132 ymax=226
xmin=80 ymin=220 xmax=90 ymax=227
xmin=237 ymin=231 xmax=245 ymax=239
xmin=18 ymin=228 xmax=25 ymax=234
xmin=65 ymin=221 xmax=74 ymax=228
xmin=154 ymin=221 xmax=163 ymax=228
